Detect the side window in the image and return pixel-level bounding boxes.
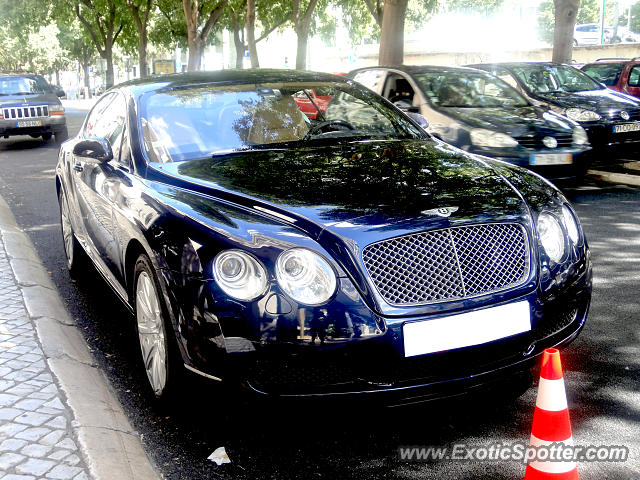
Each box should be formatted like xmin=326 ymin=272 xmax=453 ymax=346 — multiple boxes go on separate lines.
xmin=628 ymin=66 xmax=640 ymax=87
xmin=382 ymin=74 xmax=416 ymax=106
xmin=353 ymin=70 xmax=385 ymax=93
xmin=83 ymin=94 xmax=115 ymax=138
xmin=84 ymin=93 xmax=128 ymax=165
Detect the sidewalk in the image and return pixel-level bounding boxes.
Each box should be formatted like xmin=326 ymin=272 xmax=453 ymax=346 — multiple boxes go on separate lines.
xmin=0 ymin=196 xmax=159 ymax=480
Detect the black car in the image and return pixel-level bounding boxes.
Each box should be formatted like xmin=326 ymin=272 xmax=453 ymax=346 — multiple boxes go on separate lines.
xmin=56 ymin=70 xmax=591 ymax=404
xmin=348 ymin=66 xmax=591 ymax=178
xmin=467 ymin=62 xmax=640 ymax=157
xmin=0 ymin=73 xmax=68 ymax=143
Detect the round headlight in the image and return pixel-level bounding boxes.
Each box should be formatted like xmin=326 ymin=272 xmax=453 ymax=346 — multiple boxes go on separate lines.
xmin=470 ymin=129 xmax=518 ymax=147
xmin=276 ymin=248 xmax=337 ymax=305
xmin=537 ymin=212 xmax=566 ymax=263
xmin=213 ymin=250 xmax=268 ymax=301
xmin=572 ymin=126 xmax=589 ymax=145
xmin=562 ymin=205 xmax=580 ymax=244
xmin=565 ymin=108 xmax=601 ymax=122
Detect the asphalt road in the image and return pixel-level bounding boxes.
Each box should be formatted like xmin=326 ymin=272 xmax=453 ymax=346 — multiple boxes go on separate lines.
xmin=0 ymin=111 xmax=638 ymax=479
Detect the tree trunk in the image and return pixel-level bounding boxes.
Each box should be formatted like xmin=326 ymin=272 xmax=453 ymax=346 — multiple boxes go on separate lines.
xmin=105 ymin=49 xmax=115 ymax=88
xmin=245 ymin=0 xmax=259 ymax=68
xmin=187 ymin=37 xmax=203 ymax=71
xmin=230 ymin=8 xmax=245 ymax=68
xmin=295 ymin=28 xmax=309 ymax=70
xmin=139 ymin=30 xmax=148 ymax=77
xmin=552 ymin=0 xmax=579 ymax=63
xmin=378 ymin=0 xmax=408 ymax=66
xmin=55 ymin=70 xmax=61 ymax=86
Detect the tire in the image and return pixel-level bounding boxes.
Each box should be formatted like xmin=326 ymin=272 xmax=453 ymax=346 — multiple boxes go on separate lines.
xmin=41 ymin=132 xmax=52 ymax=142
xmin=58 ymin=191 xmax=85 ymax=276
xmin=133 ymin=254 xmax=182 ymax=400
xmin=54 ymin=125 xmax=69 ymax=144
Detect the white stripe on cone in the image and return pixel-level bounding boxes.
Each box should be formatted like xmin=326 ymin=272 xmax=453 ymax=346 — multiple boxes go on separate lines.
xmin=528 ymin=434 xmax=577 ymax=474
xmin=535 ymin=377 xmax=568 ymax=411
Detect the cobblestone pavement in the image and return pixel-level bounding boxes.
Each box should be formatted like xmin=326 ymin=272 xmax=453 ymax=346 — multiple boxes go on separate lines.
xmin=0 ymin=234 xmax=91 ymax=480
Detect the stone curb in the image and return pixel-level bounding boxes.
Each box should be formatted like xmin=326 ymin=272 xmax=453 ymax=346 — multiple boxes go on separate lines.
xmin=586 ymin=169 xmax=640 ymax=187
xmin=0 ymin=194 xmax=161 ymax=480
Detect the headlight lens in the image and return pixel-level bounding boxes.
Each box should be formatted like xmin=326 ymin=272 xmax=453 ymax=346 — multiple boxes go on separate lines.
xmin=572 ymin=126 xmax=589 ymax=145
xmin=565 ymin=108 xmax=601 ymax=122
xmin=49 ymin=104 xmax=65 ymax=115
xmin=213 ymin=250 xmax=268 ymax=301
xmin=562 ymin=205 xmax=580 ymax=244
xmin=469 ymin=129 xmax=518 ymax=147
xmin=537 ymin=212 xmax=566 ymax=263
xmin=276 ymin=248 xmax=337 ymax=305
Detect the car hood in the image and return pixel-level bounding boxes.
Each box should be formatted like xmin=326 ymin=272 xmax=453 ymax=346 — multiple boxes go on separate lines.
xmin=533 ymin=88 xmax=640 ymax=112
xmin=0 ymin=93 xmax=58 ymax=106
xmin=439 ymin=106 xmax=575 ymax=136
xmin=152 ymin=139 xmax=531 ymax=245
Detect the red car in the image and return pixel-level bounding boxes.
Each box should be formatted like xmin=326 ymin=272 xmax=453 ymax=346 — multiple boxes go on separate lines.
xmin=293 ymin=89 xmax=333 ymax=119
xmin=581 ymin=58 xmax=640 ymax=99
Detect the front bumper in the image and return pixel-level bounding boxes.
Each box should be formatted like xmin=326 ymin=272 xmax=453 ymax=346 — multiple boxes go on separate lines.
xmin=467 ymin=146 xmax=591 ymax=178
xmin=0 ymin=116 xmax=66 ymax=137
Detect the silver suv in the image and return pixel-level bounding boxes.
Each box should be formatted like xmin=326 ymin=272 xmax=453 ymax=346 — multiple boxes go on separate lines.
xmin=0 ymin=74 xmax=68 ymax=143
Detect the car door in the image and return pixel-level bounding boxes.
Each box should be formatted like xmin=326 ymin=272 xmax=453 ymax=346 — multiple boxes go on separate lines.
xmin=351 ymin=69 xmax=387 ymax=95
xmin=624 ymin=65 xmax=640 ymax=98
xmin=71 ymin=92 xmax=128 ymax=286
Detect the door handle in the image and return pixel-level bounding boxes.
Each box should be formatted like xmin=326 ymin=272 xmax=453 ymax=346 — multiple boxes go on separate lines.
xmin=73 ymin=163 xmax=83 ymax=172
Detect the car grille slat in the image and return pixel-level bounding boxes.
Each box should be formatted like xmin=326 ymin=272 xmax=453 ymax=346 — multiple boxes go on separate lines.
xmin=2 ymin=105 xmax=49 ymax=119
xmin=514 ymin=133 xmax=573 ymax=149
xmin=362 ymin=223 xmax=529 ymax=306
xmin=604 ymin=107 xmax=640 ymax=121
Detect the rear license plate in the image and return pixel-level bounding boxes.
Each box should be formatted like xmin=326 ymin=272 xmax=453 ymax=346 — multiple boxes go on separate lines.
xmin=530 ymin=153 xmax=572 ymax=165
xmin=16 ymin=120 xmax=42 ymax=128
xmin=403 ymin=301 xmax=531 ymax=357
xmin=613 ymin=123 xmax=640 ymax=133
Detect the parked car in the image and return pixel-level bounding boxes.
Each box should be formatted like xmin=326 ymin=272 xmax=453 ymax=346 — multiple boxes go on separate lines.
xmin=574 ymin=23 xmax=611 ymax=45
xmin=293 ymin=88 xmax=333 ymax=119
xmin=348 ymin=65 xmax=591 ymax=179
xmin=0 ymin=73 xmax=68 ymax=143
xmin=581 ymin=57 xmax=640 ymax=99
xmin=467 ymin=62 xmax=640 ymax=156
xmin=56 ymin=70 xmax=591 ymax=403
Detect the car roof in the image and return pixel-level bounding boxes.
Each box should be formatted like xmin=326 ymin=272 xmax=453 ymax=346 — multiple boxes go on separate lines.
xmin=583 ymin=57 xmax=640 ymax=64
xmin=114 ymin=69 xmax=351 ymax=95
xmin=468 ymin=62 xmax=566 ymax=69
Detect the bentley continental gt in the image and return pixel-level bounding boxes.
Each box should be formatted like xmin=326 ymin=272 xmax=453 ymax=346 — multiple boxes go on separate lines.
xmin=56 ymin=70 xmax=592 ymax=403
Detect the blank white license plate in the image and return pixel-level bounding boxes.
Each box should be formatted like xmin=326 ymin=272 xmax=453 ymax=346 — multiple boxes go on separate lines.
xmin=16 ymin=120 xmax=42 ymax=128
xmin=403 ymin=301 xmax=531 ymax=357
xmin=613 ymin=123 xmax=640 ymax=133
xmin=530 ymin=153 xmax=572 ymax=165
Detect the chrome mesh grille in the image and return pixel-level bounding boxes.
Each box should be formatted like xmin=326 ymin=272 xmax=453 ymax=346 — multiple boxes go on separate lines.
xmin=362 ymin=224 xmax=529 ymax=306
xmin=2 ymin=105 xmax=49 ymax=119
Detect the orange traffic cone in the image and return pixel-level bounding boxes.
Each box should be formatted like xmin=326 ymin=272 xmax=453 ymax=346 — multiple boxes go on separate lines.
xmin=524 ymin=348 xmax=579 ymax=480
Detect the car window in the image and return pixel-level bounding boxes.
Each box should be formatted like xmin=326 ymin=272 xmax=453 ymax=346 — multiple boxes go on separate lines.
xmin=139 ymin=81 xmax=423 ymax=163
xmin=352 ymin=70 xmax=386 ymax=93
xmin=511 ymin=64 xmax=603 ymax=93
xmin=581 ymin=63 xmax=624 ymax=86
xmin=414 ymin=70 xmax=528 ymax=108
xmin=493 ymin=68 xmax=519 ymax=88
xmin=84 ymin=93 xmax=127 ymax=164
xmin=382 ymin=74 xmax=416 ymax=105
xmin=0 ymin=76 xmax=52 ymax=95
xmin=84 ymin=94 xmax=116 ymax=138
xmin=628 ymin=66 xmax=640 ymax=87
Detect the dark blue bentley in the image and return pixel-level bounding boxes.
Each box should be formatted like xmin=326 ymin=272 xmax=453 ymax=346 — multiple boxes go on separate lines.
xmin=56 ymin=70 xmax=592 ymax=403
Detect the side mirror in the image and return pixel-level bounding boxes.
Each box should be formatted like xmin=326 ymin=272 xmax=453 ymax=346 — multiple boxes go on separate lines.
xmin=56 ymin=88 xmax=65 ymax=98
xmin=407 ymin=112 xmax=429 ymax=129
xmin=73 ymin=138 xmax=113 ymax=163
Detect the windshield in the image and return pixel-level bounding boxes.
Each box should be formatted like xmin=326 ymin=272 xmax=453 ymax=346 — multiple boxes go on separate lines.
xmin=511 ymin=64 xmax=604 ymax=93
xmin=580 ymin=63 xmax=624 ymax=87
xmin=139 ymin=81 xmax=423 ymax=163
xmin=0 ymin=76 xmax=51 ymax=95
xmin=414 ymin=70 xmax=528 ymax=108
